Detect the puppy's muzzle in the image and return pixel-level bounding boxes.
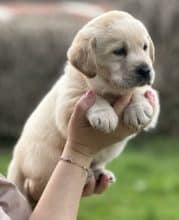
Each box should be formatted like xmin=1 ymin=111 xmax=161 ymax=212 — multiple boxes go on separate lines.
xmin=136 ymin=64 xmax=152 ymax=85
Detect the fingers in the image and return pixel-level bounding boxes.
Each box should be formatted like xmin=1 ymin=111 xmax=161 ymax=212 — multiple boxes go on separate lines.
xmin=82 ymin=175 xmax=96 ymax=197
xmin=113 ymin=93 xmax=132 ymax=116
xmin=71 ymin=90 xmax=96 ymax=123
xmin=82 ymin=174 xmax=110 ymax=197
xmin=94 ymin=175 xmax=110 ymax=194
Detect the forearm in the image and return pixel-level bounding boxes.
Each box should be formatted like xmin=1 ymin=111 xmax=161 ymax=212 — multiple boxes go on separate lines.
xmin=30 ymin=143 xmax=92 ymax=220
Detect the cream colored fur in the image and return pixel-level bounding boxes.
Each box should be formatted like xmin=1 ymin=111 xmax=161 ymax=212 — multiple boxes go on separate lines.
xmin=8 ymin=11 xmax=160 ymax=203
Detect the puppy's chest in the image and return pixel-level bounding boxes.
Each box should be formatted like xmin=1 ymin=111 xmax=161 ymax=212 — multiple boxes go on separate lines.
xmin=102 ymin=93 xmax=121 ymax=105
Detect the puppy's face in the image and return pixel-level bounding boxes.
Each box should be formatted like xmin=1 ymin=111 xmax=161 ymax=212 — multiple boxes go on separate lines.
xmin=68 ymin=11 xmax=155 ymax=93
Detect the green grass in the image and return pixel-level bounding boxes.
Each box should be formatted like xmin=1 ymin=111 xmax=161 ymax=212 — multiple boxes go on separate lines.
xmin=0 ymin=150 xmax=11 ymax=175
xmin=1 ymin=136 xmax=179 ymax=220
xmin=79 ymin=136 xmax=179 ymax=220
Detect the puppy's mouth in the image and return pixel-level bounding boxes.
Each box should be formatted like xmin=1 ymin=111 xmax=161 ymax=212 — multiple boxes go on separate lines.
xmin=108 ymin=78 xmax=136 ymax=90
xmin=136 ymin=77 xmax=152 ymax=86
xmin=108 ymin=76 xmax=152 ymax=91
xmin=126 ymin=77 xmax=153 ymax=88
xmin=119 ymin=69 xmax=154 ymax=89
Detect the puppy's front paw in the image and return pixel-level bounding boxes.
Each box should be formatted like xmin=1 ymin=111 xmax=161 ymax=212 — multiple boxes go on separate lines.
xmin=124 ymin=101 xmax=153 ymax=131
xmin=88 ymin=109 xmax=118 ymax=133
xmin=93 ymin=168 xmax=116 ymax=183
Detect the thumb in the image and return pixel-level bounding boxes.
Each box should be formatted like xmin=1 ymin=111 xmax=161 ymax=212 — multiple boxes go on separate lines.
xmin=71 ymin=90 xmax=96 ymax=123
xmin=113 ymin=93 xmax=132 ymax=116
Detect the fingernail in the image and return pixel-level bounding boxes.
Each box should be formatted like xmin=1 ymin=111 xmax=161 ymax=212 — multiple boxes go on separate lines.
xmin=85 ymin=90 xmax=95 ymax=98
xmin=82 ymin=90 xmax=96 ymax=108
xmin=144 ymin=90 xmax=155 ymax=107
xmin=144 ymin=90 xmax=154 ymax=98
xmin=102 ymin=175 xmax=109 ymax=182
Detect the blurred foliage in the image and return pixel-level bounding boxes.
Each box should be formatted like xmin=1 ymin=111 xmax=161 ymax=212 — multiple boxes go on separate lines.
xmin=1 ymin=136 xmax=179 ymax=219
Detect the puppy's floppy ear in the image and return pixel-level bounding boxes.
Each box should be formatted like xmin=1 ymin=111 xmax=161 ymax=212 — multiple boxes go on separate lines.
xmin=148 ymin=36 xmax=155 ymax=63
xmin=67 ymin=37 xmax=97 ymax=78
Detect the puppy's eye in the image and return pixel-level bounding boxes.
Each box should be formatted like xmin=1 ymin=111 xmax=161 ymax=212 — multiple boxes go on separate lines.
xmin=143 ymin=44 xmax=148 ymax=51
xmin=113 ymin=47 xmax=127 ymax=56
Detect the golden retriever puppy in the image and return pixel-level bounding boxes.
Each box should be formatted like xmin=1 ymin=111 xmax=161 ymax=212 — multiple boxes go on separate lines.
xmin=8 ymin=11 xmax=160 ymax=204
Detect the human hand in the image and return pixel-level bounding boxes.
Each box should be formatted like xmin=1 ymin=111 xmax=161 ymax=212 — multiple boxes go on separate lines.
xmin=82 ymin=174 xmax=110 ymax=196
xmin=66 ymin=90 xmax=134 ymax=157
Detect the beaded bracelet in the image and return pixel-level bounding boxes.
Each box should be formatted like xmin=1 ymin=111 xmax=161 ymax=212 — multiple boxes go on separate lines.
xmin=60 ymin=157 xmax=89 ymax=176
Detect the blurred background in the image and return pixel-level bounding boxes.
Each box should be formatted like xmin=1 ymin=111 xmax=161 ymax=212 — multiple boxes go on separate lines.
xmin=0 ymin=1 xmax=178 ymax=220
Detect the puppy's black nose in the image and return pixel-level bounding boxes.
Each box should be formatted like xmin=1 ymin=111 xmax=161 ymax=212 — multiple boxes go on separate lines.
xmin=136 ymin=64 xmax=151 ymax=81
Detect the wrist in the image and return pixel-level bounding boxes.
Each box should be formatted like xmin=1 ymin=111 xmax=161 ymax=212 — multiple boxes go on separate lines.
xmin=62 ymin=141 xmax=93 ymax=169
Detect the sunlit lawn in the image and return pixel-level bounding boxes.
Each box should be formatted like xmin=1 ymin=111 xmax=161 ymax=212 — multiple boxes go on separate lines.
xmin=0 ymin=136 xmax=179 ymax=220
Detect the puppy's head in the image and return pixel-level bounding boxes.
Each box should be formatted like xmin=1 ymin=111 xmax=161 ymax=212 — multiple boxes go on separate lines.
xmin=67 ymin=11 xmax=155 ymax=92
